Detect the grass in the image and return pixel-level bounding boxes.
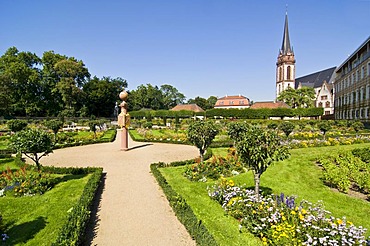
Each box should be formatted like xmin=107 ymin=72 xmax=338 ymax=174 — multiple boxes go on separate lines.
xmin=0 ymin=158 xmax=91 ymax=245
xmin=160 ymin=143 xmax=370 ymax=245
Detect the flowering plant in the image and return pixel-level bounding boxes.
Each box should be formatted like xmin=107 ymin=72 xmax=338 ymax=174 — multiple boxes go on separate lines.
xmin=208 ymin=180 xmax=368 ymax=245
xmin=184 ymin=149 xmax=245 ymax=182
xmin=0 ymin=165 xmax=54 ymax=197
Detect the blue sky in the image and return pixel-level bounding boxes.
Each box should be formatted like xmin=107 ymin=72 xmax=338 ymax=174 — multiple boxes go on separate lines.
xmin=1 ymin=0 xmax=369 ymax=102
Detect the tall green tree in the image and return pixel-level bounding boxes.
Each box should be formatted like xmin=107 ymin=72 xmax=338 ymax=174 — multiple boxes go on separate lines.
xmin=128 ymin=84 xmax=164 ymax=110
xmin=187 ymin=120 xmax=219 ymax=162
xmin=228 ymin=123 xmax=290 ymax=199
xmin=54 ymin=58 xmax=90 ymax=113
xmin=0 ymin=47 xmax=42 ymax=116
xmin=160 ymin=84 xmax=185 ymax=109
xmin=187 ymin=96 xmax=208 ymax=110
xmin=278 ymin=87 xmax=315 ymax=108
xmin=83 ymin=76 xmax=128 ymax=117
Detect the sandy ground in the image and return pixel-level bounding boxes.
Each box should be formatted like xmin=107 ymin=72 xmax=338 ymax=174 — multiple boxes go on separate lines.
xmin=40 ymin=131 xmax=199 ymax=246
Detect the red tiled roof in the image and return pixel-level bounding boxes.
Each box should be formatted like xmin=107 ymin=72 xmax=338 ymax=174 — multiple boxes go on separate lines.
xmin=250 ymin=101 xmax=289 ymax=109
xmin=170 ymin=104 xmax=205 ymax=112
xmin=217 ymin=95 xmax=247 ymax=100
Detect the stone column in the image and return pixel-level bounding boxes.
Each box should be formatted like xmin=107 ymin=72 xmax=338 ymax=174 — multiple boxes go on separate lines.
xmin=118 ymin=90 xmax=129 ymax=151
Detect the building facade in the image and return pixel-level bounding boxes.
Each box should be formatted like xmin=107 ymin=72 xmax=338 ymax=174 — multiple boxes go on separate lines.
xmin=295 ymin=67 xmax=336 ymax=115
xmin=276 ymin=13 xmax=296 ymax=99
xmin=214 ymin=95 xmax=250 ymax=109
xmin=334 ymin=36 xmax=370 ymax=120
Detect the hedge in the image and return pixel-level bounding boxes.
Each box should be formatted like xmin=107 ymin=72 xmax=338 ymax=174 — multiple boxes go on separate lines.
xmin=129 ymin=107 xmax=324 ymax=119
xmin=150 ymin=162 xmax=218 ymax=245
xmin=52 ymin=166 xmax=103 ymax=245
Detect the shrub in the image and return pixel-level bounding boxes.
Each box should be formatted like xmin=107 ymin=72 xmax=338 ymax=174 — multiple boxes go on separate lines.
xmin=184 ymin=148 xmax=245 ymax=181
xmin=7 ymin=119 xmax=27 ymax=132
xmin=352 ymin=147 xmax=370 ymax=163
xmin=279 ymin=121 xmax=295 ymax=137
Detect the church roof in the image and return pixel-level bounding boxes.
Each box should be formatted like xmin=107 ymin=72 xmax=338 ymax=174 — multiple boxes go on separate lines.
xmin=170 ymin=104 xmax=204 ymax=112
xmin=295 ymin=66 xmax=336 ymax=89
xmin=250 ymin=101 xmax=289 ymax=109
xmin=280 ymin=13 xmax=293 ymax=55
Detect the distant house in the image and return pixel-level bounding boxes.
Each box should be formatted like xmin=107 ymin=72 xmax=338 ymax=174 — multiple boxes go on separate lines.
xmin=250 ymin=101 xmax=289 ymax=109
xmin=171 ymin=104 xmax=205 ymax=112
xmin=214 ymin=95 xmax=250 ymax=109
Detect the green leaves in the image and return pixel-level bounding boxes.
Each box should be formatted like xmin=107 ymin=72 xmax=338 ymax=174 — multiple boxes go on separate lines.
xmin=187 ymin=121 xmax=219 ymax=162
xmin=10 ymin=129 xmax=53 ymax=170
xmin=228 ymin=122 xmax=290 ymax=198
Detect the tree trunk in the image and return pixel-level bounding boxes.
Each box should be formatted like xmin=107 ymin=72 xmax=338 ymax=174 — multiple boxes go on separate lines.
xmin=34 ymin=153 xmax=41 ymax=171
xmin=254 ymin=172 xmax=261 ymax=200
xmin=200 ymin=149 xmax=204 ymax=163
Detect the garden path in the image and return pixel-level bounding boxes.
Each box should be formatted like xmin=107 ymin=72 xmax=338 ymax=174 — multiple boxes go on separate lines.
xmin=40 ymin=131 xmax=199 ymax=246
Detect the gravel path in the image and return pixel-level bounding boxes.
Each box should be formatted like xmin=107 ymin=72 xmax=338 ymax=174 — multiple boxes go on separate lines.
xmin=40 ymin=131 xmax=199 ymax=246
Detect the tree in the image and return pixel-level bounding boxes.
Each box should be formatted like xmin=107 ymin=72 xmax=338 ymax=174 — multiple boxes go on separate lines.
xmin=54 ymin=58 xmax=90 ymax=112
xmin=44 ymin=119 xmax=63 ymax=140
xmin=187 ymin=121 xmax=219 ymax=162
xmin=0 ymin=47 xmax=43 ymax=116
xmin=83 ymin=76 xmax=128 ymax=117
xmin=230 ymin=124 xmax=290 ymax=199
xmin=10 ymin=129 xmax=53 ymax=170
xmin=128 ymin=84 xmax=164 ymax=111
xmin=160 ymin=84 xmax=185 ymax=109
xmin=7 ymin=119 xmax=28 ymax=132
xmin=227 ymin=122 xmax=249 ymax=146
xmin=279 ymin=121 xmax=295 ymax=137
xmin=278 ymin=87 xmax=316 ymax=108
xmin=206 ymin=96 xmax=218 ymax=109
xmin=187 ymin=96 xmax=208 ymax=110
xmin=317 ymin=121 xmax=331 ymax=140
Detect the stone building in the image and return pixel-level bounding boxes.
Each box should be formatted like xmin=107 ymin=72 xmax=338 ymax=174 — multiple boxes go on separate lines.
xmin=334 ymin=36 xmax=370 ymax=120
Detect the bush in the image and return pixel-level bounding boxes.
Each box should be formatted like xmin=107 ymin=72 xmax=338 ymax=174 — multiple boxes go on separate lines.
xmin=352 ymin=147 xmax=370 ymax=163
xmin=184 ymin=148 xmax=245 ymax=181
xmin=7 ymin=119 xmax=27 ymax=132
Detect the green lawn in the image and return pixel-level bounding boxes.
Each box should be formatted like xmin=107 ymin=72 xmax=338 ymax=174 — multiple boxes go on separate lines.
xmin=160 ymin=143 xmax=370 ymax=245
xmin=0 ymin=159 xmax=91 ymax=245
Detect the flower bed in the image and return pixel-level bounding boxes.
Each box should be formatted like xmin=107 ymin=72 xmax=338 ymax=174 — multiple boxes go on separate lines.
xmin=208 ymin=179 xmax=369 ymax=245
xmin=184 ymin=148 xmax=245 ymax=182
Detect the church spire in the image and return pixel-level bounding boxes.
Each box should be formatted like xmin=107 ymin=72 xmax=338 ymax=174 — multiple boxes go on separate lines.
xmin=280 ymin=12 xmax=293 ymax=55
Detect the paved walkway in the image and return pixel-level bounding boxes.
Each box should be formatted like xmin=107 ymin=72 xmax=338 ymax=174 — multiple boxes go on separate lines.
xmin=41 ymin=131 xmax=199 ymax=246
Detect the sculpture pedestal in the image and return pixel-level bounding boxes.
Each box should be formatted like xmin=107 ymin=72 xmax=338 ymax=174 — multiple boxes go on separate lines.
xmin=118 ymin=128 xmax=128 ymax=151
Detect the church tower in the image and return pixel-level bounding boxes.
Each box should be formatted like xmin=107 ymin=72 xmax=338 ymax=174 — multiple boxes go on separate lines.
xmin=276 ymin=12 xmax=295 ymax=99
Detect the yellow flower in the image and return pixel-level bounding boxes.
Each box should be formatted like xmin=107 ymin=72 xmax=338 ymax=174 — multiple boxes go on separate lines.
xmin=291 ymin=211 xmax=296 ymax=215
xmin=337 ymin=219 xmax=343 ymax=225
xmin=253 ymin=210 xmax=256 ymax=214
xmin=301 ymin=209 xmax=307 ymax=215
xmin=299 ymin=213 xmax=304 ymax=221
xmin=282 ymin=216 xmax=286 ymax=221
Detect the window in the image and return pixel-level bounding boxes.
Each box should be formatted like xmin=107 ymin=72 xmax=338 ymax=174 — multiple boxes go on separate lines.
xmin=287 ymin=66 xmax=291 ymax=80
xmin=229 ymin=101 xmax=234 ymax=105
xmin=325 ymin=101 xmax=330 ymax=108
xmin=325 ymin=111 xmax=331 ymax=115
xmin=240 ymin=101 xmax=244 ymax=105
xmin=279 ymin=67 xmax=283 ymax=81
xmin=368 ymin=63 xmax=370 ymax=76
xmin=318 ymin=102 xmax=323 ymax=107
xmin=361 ymin=66 xmax=365 ymax=79
xmin=321 ymin=95 xmax=328 ymax=100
